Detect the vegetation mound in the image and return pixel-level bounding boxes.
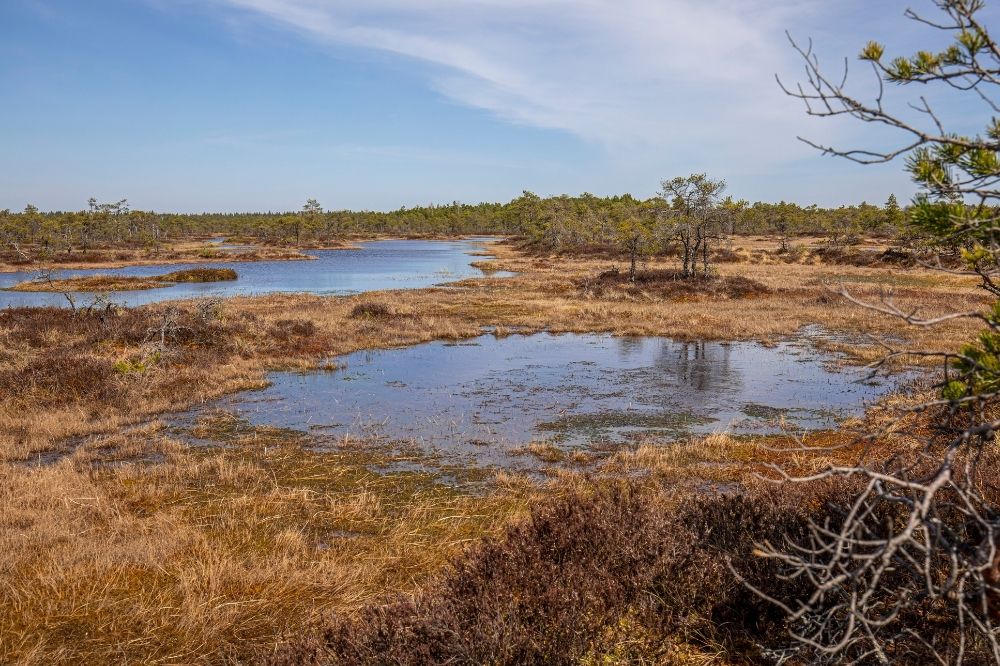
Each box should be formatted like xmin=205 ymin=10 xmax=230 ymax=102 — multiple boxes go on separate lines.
xmin=579 ymin=268 xmax=771 ymax=301
xmin=0 ymin=305 xmax=329 ymax=409
xmin=159 ymin=267 xmax=238 ymax=282
xmin=349 ymin=301 xmax=396 ymax=319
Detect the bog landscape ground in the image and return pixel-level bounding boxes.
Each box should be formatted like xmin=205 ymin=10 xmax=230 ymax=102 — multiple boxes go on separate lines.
xmin=0 ymin=233 xmax=984 ymax=664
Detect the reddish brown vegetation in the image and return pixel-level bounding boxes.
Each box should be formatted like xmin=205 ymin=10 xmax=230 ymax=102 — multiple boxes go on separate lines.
xmin=0 ymin=306 xmax=325 ymax=409
xmin=810 ymin=246 xmax=961 ymax=269
xmin=272 ymin=482 xmax=831 ymax=665
xmin=159 ymin=267 xmax=238 ymax=282
xmin=579 ymin=268 xmax=771 ymax=301
xmin=274 ymin=462 xmax=998 ymax=665
xmin=349 ymin=301 xmax=398 ymax=320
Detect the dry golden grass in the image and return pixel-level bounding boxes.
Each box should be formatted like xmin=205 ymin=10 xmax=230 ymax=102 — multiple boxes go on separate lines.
xmin=8 ymin=268 xmax=238 ymax=293
xmin=9 ymin=275 xmax=176 ymax=292
xmin=600 ymin=387 xmax=937 ymax=500
xmin=0 ymin=237 xmax=986 ymax=664
xmin=0 ymin=422 xmax=545 ymax=663
xmin=462 ymin=241 xmax=983 ymax=361
xmin=0 ymin=244 xmax=313 ymax=273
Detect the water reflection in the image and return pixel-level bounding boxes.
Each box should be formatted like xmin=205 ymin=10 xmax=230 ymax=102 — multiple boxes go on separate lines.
xmin=172 ymin=333 xmax=906 ymax=469
xmin=654 ymin=341 xmax=739 ymax=392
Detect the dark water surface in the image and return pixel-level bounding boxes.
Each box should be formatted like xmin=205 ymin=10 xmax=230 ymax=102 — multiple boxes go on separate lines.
xmin=174 ymin=333 xmax=908 ymax=469
xmin=0 ymin=238 xmax=505 ymax=308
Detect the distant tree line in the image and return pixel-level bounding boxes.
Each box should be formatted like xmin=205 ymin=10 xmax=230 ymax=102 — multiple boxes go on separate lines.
xmin=0 ymin=188 xmax=932 ymax=258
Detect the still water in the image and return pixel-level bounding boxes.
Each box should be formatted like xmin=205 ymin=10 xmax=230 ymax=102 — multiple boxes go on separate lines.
xmin=0 ymin=239 xmax=505 ymax=308
xmin=176 ymin=333 xmax=906 ymax=467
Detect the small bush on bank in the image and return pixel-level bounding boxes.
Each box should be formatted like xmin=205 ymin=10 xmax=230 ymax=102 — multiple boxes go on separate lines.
xmin=268 ymin=318 xmax=328 ymax=355
xmin=270 ymin=319 xmax=316 ymax=340
xmin=349 ymin=302 xmax=395 ymax=320
xmin=579 ymin=268 xmax=771 ymax=301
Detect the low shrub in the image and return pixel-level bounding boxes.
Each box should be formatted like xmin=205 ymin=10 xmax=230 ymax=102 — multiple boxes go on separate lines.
xmin=711 ymin=247 xmax=749 ymax=263
xmin=579 ymin=269 xmax=771 ymax=301
xmin=270 ymin=319 xmax=317 ymax=341
xmin=349 ymin=302 xmax=395 ymax=319
xmin=159 ymin=267 xmax=238 ymax=282
xmin=809 ymin=246 xmax=962 ymax=269
xmin=49 ymin=251 xmax=106 ymax=264
xmin=0 ymin=352 xmax=123 ymax=407
xmin=272 ymin=481 xmax=848 ymax=665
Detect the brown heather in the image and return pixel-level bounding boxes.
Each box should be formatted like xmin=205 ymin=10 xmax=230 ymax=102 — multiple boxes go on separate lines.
xmin=278 ymin=466 xmax=1000 ymax=665
xmin=274 ymin=481 xmax=835 ymax=665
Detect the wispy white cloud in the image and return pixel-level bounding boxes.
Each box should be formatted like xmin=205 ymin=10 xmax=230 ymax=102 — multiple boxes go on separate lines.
xmin=200 ymin=0 xmax=832 ymax=165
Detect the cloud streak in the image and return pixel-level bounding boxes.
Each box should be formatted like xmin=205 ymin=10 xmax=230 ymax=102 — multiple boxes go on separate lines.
xmin=203 ymin=0 xmax=828 ymax=164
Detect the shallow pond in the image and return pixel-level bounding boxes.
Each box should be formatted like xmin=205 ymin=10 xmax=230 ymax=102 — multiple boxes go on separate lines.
xmin=174 ymin=332 xmax=909 ymax=469
xmin=0 ymin=238 xmax=505 ymax=308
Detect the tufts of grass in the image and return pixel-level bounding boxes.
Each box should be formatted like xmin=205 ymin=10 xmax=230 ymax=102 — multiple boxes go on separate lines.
xmin=508 ymin=441 xmax=567 ymax=464
xmin=0 ymin=422 xmax=540 ymax=664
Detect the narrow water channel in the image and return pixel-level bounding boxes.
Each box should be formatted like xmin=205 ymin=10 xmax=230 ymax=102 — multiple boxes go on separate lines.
xmin=0 ymin=238 xmax=507 ymax=308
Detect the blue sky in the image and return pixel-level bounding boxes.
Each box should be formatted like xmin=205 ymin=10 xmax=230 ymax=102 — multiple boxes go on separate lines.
xmin=0 ymin=0 xmax=991 ymax=212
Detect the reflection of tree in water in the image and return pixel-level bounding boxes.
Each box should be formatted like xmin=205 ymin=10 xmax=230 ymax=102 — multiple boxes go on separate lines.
xmin=654 ymin=340 xmax=741 ymax=394
xmin=614 ymin=336 xmax=647 ymax=360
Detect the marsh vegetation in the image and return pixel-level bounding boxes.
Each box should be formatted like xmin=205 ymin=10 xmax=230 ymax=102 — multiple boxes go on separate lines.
xmin=0 ymin=231 xmax=986 ymax=663
xmin=8 ymin=267 xmax=238 ymax=292
xmin=7 ymin=1 xmax=1000 ymax=663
